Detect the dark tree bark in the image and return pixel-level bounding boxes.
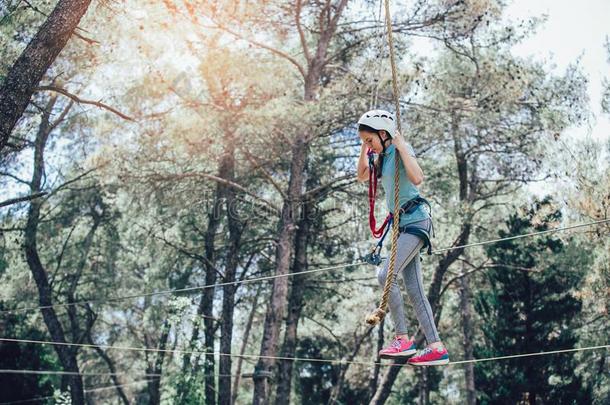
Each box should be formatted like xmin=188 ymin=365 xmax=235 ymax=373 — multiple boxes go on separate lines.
xmin=418 ymin=369 xmax=430 ymax=405
xmin=86 ymin=328 xmax=129 ymax=405
xmin=458 ymin=260 xmax=476 ymax=405
xmin=252 ymin=133 xmax=309 ymax=405
xmin=523 ymin=273 xmax=537 ymax=405
xmin=275 ymin=200 xmax=312 ymax=403
xmin=0 ymin=192 xmax=47 ymax=208
xmin=231 ymin=287 xmax=262 ymax=405
xmin=0 ymin=0 xmax=92 ymax=153
xmin=202 ymin=198 xmax=222 ymax=405
xmin=181 ymin=174 xmax=225 ymax=405
xmin=328 ymin=326 xmax=375 ymax=405
xmin=218 ymin=138 xmax=244 ymax=405
xmin=175 ymin=150 xmax=230 ymax=403
xmin=367 ymin=319 xmax=385 ymax=398
xmin=146 ymin=319 xmax=171 ymax=405
xmin=23 ymin=96 xmax=85 ymax=404
xmin=368 ymin=358 xmax=408 ymax=405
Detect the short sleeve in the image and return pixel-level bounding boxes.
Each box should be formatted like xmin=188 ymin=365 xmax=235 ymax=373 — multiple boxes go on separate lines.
xmin=406 ymin=143 xmax=416 ymax=157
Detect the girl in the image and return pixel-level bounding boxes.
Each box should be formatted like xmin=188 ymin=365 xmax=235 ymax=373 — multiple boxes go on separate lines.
xmin=357 ymin=109 xmax=449 ymax=366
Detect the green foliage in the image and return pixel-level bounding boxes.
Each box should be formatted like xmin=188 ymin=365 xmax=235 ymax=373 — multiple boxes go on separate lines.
xmin=474 ymin=198 xmax=592 ymax=404
xmin=602 ymin=37 xmax=610 ymax=114
xmin=0 ymin=306 xmax=57 ymax=404
xmin=294 ymin=336 xmax=368 ymax=405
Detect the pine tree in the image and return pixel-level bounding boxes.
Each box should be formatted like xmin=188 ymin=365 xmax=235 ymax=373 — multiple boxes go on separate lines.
xmin=474 ymin=198 xmax=592 ymax=405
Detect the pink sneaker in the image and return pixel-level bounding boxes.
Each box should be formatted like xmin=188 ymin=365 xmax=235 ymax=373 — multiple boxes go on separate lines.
xmin=407 ymin=346 xmax=450 ymax=366
xmin=379 ymin=337 xmax=417 ymax=359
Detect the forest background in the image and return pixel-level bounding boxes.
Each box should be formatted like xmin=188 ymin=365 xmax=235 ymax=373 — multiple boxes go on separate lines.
xmin=0 ymin=0 xmax=609 ymax=404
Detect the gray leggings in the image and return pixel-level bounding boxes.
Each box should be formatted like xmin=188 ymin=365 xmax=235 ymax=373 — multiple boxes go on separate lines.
xmin=376 ymin=218 xmax=440 ymax=343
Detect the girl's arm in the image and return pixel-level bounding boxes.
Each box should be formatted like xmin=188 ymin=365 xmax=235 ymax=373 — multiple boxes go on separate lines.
xmin=393 ymin=131 xmax=424 ymax=185
xmin=357 ymin=143 xmax=370 ymax=182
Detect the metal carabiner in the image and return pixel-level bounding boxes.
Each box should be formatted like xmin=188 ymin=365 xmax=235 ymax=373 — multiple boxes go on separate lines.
xmin=363 ymin=244 xmax=383 ymax=266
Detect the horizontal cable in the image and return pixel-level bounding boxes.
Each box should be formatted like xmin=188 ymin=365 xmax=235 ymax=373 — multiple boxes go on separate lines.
xmin=0 ymin=337 xmax=607 ymax=369
xmin=0 ymin=262 xmax=363 ymax=315
xmin=0 ymin=369 xmax=162 ymax=377
xmin=1 ymin=344 xmax=606 ymax=405
xmin=0 ymin=368 xmax=234 ymax=378
xmin=1 ymin=218 xmax=607 ymax=315
xmin=431 ymin=218 xmax=610 ymax=253
xmin=0 ymin=379 xmax=154 ymax=405
xmin=449 ymin=344 xmax=610 ymax=365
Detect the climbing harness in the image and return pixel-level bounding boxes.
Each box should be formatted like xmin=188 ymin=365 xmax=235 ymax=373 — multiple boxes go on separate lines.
xmin=362 ymin=149 xmax=434 ymax=266
xmin=362 ymin=148 xmax=434 ymax=265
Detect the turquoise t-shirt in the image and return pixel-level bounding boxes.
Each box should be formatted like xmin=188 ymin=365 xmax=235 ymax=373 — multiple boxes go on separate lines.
xmin=379 ymin=143 xmax=429 ymax=226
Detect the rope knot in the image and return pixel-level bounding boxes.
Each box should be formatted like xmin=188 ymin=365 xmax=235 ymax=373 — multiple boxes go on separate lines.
xmin=365 ymin=307 xmax=387 ymax=325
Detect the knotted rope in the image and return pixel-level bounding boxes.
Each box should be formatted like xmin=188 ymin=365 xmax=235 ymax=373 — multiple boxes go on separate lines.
xmin=366 ymin=0 xmax=404 ymax=325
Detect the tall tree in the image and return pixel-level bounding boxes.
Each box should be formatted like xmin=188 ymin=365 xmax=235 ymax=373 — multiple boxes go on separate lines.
xmin=23 ymin=96 xmax=85 ymax=404
xmin=474 ymin=198 xmax=592 ymax=404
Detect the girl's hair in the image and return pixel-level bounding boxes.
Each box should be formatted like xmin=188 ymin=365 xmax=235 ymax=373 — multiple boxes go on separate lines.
xmin=359 ymin=124 xmax=388 ymax=179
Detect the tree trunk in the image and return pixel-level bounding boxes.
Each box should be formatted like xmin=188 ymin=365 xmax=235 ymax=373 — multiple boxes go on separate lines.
xmin=368 ymin=356 xmax=407 ymax=405
xmin=231 ymin=287 xmax=262 ymax=405
xmin=177 ymin=153 xmax=229 ymax=403
xmin=0 ymin=0 xmax=92 ymax=153
xmin=147 ymin=319 xmax=171 ymax=405
xmin=90 ymin=344 xmax=129 ymax=405
xmin=458 ymin=268 xmax=476 ymax=405
xmin=328 ymin=326 xmax=374 ymax=405
xmin=86 ymin=313 xmax=129 ymax=405
xmin=202 ymin=260 xmax=219 ymax=405
xmin=218 ymin=250 xmax=239 ymax=405
xmin=219 ymin=142 xmax=243 ymax=405
xmin=523 ymin=273 xmax=537 ymax=405
xmin=418 ymin=369 xmax=430 ymax=405
xmin=23 ymin=96 xmax=85 ymax=405
xmin=367 ymin=319 xmax=384 ymax=399
xmin=177 ymin=191 xmax=222 ymax=404
xmin=251 ymin=3 xmax=348 ymax=403
xmin=252 ymin=134 xmax=309 ymax=405
xmin=275 ymin=200 xmax=312 ymax=404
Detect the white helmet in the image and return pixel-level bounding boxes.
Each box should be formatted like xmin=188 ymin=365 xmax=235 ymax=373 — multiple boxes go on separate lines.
xmin=357 ymin=109 xmax=396 ymax=138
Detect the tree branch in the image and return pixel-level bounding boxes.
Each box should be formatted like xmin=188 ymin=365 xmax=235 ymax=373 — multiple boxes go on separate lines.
xmin=295 ymin=0 xmax=311 ymax=63
xmin=302 ymin=174 xmax=356 ymax=201
xmin=148 ymin=171 xmax=281 ymax=214
xmin=207 ymin=17 xmax=306 ymax=80
xmin=0 ymin=192 xmax=47 ymax=208
xmin=242 ymin=150 xmax=288 ymax=200
xmin=0 ymin=171 xmax=31 ymax=185
xmin=35 ymin=85 xmax=134 ymax=121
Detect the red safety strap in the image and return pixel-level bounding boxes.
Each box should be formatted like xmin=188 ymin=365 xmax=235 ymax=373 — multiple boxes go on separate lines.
xmin=367 ymin=149 xmax=392 ymax=238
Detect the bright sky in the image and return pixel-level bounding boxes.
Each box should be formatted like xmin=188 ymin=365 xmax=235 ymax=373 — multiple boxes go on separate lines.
xmin=505 ymin=0 xmax=610 ymax=141
xmin=404 ymin=0 xmax=610 ymax=198
xmin=408 ymin=0 xmax=610 ymax=142
xmin=503 ymin=0 xmax=610 ymax=199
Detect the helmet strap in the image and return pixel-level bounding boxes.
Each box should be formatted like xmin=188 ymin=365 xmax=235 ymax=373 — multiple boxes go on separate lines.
xmin=375 ymin=132 xmax=392 ymax=178
xmin=377 ymin=132 xmax=392 ymax=155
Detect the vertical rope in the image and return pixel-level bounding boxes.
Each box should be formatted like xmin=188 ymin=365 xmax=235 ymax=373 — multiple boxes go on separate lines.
xmin=370 ymin=0 xmax=384 ymax=109
xmin=366 ymin=0 xmax=403 ymax=325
